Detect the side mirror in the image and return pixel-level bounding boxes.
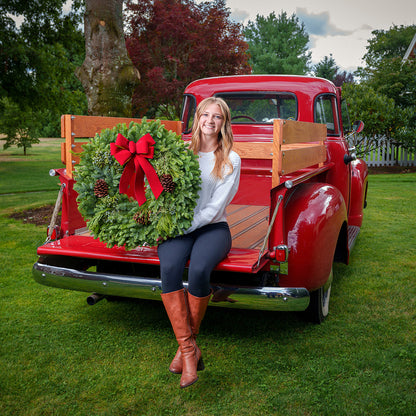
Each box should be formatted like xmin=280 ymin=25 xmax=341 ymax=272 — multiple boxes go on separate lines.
xmin=352 ymin=120 xmax=364 ymax=134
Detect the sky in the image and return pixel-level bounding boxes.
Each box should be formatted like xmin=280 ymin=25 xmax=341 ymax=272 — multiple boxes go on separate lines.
xmin=9 ymin=0 xmax=416 ymax=73
xmin=225 ymin=0 xmax=416 ymax=72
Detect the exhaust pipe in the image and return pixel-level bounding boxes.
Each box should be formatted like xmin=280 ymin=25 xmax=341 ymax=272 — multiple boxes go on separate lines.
xmin=87 ymin=293 xmax=104 ymax=305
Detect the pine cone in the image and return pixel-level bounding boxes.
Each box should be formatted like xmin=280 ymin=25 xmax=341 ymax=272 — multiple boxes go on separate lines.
xmin=133 ymin=211 xmax=150 ymax=225
xmin=93 ymin=179 xmax=109 ymax=198
xmin=160 ymin=174 xmax=176 ymax=193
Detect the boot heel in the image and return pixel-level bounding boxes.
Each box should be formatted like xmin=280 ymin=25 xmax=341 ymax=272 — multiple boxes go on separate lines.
xmin=197 ymin=356 xmax=205 ymax=371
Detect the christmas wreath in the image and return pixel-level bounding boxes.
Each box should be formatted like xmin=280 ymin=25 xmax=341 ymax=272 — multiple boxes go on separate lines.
xmin=73 ymin=119 xmax=201 ymax=250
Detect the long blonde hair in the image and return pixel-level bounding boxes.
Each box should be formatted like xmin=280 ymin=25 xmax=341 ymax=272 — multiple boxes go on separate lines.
xmin=189 ymin=97 xmax=234 ymax=179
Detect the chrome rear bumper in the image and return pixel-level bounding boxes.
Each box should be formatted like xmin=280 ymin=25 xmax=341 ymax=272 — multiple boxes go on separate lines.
xmin=32 ymin=262 xmax=310 ymax=312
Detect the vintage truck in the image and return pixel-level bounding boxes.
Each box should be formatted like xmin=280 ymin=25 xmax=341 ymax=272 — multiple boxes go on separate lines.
xmin=32 ymin=75 xmax=368 ymax=323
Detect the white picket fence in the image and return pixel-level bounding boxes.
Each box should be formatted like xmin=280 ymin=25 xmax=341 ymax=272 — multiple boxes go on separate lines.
xmin=355 ymin=137 xmax=416 ymax=167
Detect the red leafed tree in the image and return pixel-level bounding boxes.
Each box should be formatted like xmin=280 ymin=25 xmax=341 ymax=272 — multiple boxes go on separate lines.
xmin=125 ymin=0 xmax=250 ymax=118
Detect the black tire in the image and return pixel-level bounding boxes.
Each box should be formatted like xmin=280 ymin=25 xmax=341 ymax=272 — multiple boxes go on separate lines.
xmin=303 ymin=269 xmax=332 ymax=324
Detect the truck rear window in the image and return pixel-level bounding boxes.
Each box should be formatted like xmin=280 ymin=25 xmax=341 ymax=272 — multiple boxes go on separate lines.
xmin=216 ymin=92 xmax=297 ymax=124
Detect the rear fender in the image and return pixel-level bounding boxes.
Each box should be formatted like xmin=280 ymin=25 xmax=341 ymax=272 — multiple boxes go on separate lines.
xmin=279 ymin=183 xmax=347 ymax=291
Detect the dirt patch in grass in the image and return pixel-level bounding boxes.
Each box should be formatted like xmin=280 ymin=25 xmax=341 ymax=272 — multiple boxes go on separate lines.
xmin=9 ymin=205 xmax=60 ymax=226
xmin=368 ymin=165 xmax=416 ymax=174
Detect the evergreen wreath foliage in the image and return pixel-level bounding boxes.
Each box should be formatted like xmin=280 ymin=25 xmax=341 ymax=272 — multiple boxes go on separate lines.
xmin=73 ymin=119 xmax=201 ymax=250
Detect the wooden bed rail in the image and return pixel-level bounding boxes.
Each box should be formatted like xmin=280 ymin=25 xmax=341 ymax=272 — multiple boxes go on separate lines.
xmin=60 ymin=114 xmax=182 ymax=178
xmin=61 ymin=115 xmax=326 ymax=186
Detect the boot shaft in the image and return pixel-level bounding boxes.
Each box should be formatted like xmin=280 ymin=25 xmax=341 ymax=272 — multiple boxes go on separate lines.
xmin=161 ymin=289 xmax=193 ymax=345
xmin=187 ymin=291 xmax=211 ymax=336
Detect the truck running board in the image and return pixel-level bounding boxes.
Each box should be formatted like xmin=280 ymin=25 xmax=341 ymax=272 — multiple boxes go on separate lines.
xmin=348 ymin=225 xmax=361 ymax=251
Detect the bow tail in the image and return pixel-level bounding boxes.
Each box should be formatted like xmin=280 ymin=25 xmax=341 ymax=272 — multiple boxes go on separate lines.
xmin=140 ymin=159 xmax=163 ymax=200
xmin=119 ymin=160 xmax=136 ymax=198
xmin=133 ymin=168 xmax=147 ymax=206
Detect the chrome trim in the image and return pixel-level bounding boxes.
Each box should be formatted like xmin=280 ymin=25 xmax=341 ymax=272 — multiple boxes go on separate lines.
xmin=33 ymin=262 xmax=310 ymax=312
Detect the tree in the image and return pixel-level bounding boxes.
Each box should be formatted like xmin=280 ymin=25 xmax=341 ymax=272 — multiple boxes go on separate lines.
xmin=313 ymin=55 xmax=354 ymax=86
xmin=0 ymin=0 xmax=87 ymax=139
xmin=342 ymin=82 xmax=414 ymax=156
xmin=342 ymin=83 xmax=397 ymax=138
xmin=313 ymin=54 xmax=339 ymax=81
xmin=333 ymin=70 xmax=354 ymax=87
xmin=125 ymin=0 xmax=250 ymax=118
xmin=354 ymin=24 xmax=416 ymax=151
xmin=76 ymin=0 xmax=140 ymax=116
xmin=0 ymin=98 xmax=41 ymax=155
xmin=359 ymin=24 xmax=416 ymax=74
xmin=364 ymin=56 xmax=416 ymax=109
xmin=244 ymin=11 xmax=311 ymax=75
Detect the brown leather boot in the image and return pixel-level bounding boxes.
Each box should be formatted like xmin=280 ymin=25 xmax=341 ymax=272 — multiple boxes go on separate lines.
xmin=169 ymin=290 xmax=211 ymax=374
xmin=161 ymin=289 xmax=199 ymax=388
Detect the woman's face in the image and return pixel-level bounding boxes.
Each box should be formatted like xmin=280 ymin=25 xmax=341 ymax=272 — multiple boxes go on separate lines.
xmin=198 ymin=103 xmax=224 ymax=140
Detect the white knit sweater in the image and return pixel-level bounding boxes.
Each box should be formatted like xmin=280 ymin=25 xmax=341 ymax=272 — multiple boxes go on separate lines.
xmin=185 ymin=150 xmax=241 ymax=234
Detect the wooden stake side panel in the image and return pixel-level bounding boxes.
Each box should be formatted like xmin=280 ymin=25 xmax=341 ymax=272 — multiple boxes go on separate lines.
xmin=272 ymin=119 xmax=327 ymax=187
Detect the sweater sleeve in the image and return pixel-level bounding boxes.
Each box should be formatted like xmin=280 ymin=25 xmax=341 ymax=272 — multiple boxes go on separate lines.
xmin=186 ymin=152 xmax=241 ymax=233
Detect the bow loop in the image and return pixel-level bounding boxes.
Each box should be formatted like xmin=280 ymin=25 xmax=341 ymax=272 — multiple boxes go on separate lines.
xmin=110 ymin=133 xmax=163 ymax=206
xmin=135 ymin=133 xmax=155 ymax=157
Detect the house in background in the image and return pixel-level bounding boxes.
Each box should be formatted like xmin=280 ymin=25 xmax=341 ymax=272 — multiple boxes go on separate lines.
xmin=403 ymin=33 xmax=416 ymax=61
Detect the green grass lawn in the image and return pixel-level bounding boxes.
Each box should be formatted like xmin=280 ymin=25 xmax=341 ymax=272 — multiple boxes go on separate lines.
xmin=1 ymin=140 xmax=415 ymax=415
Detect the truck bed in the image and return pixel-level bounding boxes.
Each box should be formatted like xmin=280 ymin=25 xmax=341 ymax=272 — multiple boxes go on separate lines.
xmin=37 ymin=204 xmax=270 ymax=274
xmin=74 ymin=203 xmax=270 ymax=250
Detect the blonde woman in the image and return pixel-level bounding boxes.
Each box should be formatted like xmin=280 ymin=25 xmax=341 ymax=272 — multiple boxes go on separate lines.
xmin=158 ymin=97 xmax=241 ymax=388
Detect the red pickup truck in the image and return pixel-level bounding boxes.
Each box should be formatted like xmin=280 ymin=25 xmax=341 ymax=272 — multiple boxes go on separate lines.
xmin=33 ymin=75 xmax=368 ymax=323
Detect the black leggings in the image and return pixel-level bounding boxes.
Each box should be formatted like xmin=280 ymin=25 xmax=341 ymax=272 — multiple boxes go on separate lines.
xmin=157 ymin=222 xmax=232 ymax=297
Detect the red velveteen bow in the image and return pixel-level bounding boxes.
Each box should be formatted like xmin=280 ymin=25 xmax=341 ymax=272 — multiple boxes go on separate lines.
xmin=110 ymin=133 xmax=163 ymax=206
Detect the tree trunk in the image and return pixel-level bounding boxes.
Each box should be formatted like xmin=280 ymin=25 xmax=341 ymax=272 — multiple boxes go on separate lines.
xmin=76 ymin=0 xmax=139 ymax=116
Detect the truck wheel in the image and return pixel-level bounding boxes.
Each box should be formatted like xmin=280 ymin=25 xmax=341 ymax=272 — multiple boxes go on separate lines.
xmin=303 ymin=269 xmax=332 ymax=324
